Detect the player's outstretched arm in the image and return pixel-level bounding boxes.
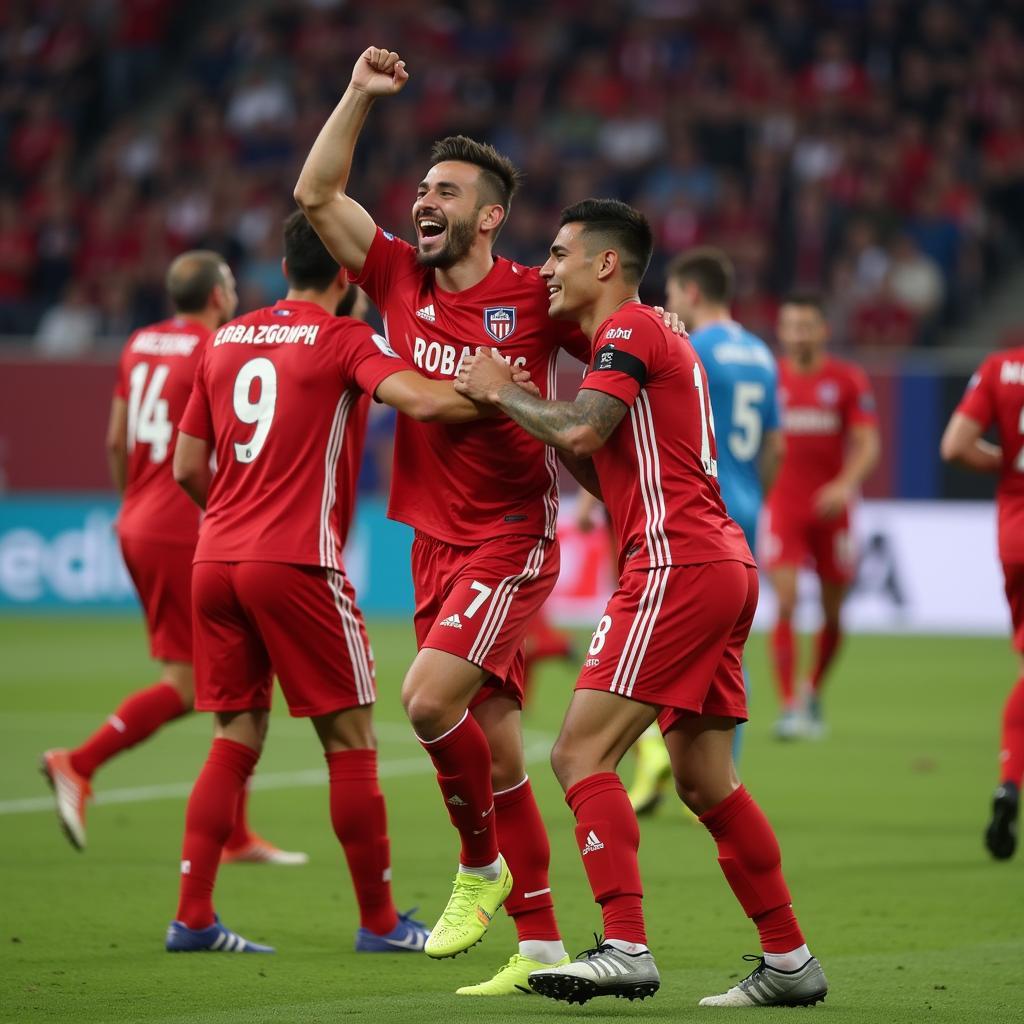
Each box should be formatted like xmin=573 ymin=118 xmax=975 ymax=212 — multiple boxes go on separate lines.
xmin=294 ymin=47 xmax=409 ymax=274
xmin=456 ymin=348 xmax=627 ymax=456
xmin=376 ymin=371 xmax=487 ymax=423
xmin=940 ymin=411 xmax=1002 ymax=473
xmin=173 ymin=431 xmax=213 ymax=509
xmin=106 ymin=397 xmax=128 ymax=495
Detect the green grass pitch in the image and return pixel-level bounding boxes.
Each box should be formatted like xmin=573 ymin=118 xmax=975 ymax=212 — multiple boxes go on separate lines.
xmin=0 ymin=615 xmax=1020 ymax=1023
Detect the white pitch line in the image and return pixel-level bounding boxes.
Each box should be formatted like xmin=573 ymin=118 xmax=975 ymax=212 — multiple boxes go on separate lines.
xmin=0 ymin=739 xmax=553 ymax=816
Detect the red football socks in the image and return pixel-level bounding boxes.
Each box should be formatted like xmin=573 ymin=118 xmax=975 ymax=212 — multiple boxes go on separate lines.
xmin=69 ymin=682 xmax=187 ymax=780
xmin=699 ymin=785 xmax=805 ymax=953
xmin=1000 ymin=674 xmax=1024 ymax=786
xmin=176 ymin=738 xmax=259 ymax=930
xmin=494 ymin=777 xmax=560 ymax=941
xmin=419 ymin=711 xmax=498 ymax=867
xmin=566 ymin=772 xmax=646 ymax=945
xmin=326 ymin=749 xmax=399 ymax=936
xmin=223 ymin=783 xmax=254 ymax=851
xmin=810 ymin=625 xmax=842 ymax=694
xmin=771 ymin=621 xmax=796 ymax=706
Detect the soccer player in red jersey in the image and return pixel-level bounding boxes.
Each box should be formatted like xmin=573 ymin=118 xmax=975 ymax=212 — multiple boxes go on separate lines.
xmin=941 ymin=347 xmax=1024 ymax=859
xmin=40 ymin=252 xmax=302 ymax=866
xmin=294 ymin=46 xmax=588 ymax=987
xmin=164 ymin=211 xmax=502 ymax=954
xmin=456 ymin=199 xmax=826 ymax=1008
xmin=763 ymin=292 xmax=880 ymax=740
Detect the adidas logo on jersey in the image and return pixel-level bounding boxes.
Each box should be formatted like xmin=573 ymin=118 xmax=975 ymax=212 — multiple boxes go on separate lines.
xmin=416 ymin=304 xmax=436 ymax=322
xmin=446 ymin=794 xmax=468 ymax=807
xmin=440 ymin=613 xmax=463 ymax=629
xmin=582 ymin=830 xmax=605 ymax=855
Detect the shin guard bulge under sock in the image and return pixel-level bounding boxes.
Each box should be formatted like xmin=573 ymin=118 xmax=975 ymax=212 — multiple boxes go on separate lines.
xmin=176 ymin=738 xmax=259 ymax=929
xmin=494 ymin=777 xmax=560 ymax=941
xmin=699 ymin=785 xmax=805 ymax=953
xmin=419 ymin=711 xmax=498 ymax=867
xmin=70 ymin=682 xmax=187 ymax=779
xmin=566 ymin=772 xmax=646 ymax=945
xmin=326 ymin=748 xmax=398 ymax=935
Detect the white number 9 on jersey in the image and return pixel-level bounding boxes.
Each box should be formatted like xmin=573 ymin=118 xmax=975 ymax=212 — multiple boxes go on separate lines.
xmin=233 ymin=358 xmax=278 ymax=463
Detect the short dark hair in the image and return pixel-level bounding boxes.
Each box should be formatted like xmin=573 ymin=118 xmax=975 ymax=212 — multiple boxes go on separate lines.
xmin=780 ymin=288 xmax=827 ymax=316
xmin=559 ymin=198 xmax=653 ymax=285
xmin=283 ymin=209 xmax=339 ymax=290
xmin=667 ymin=247 xmax=735 ymax=305
xmin=429 ymin=135 xmax=521 ymax=214
xmin=165 ymin=251 xmax=228 ymax=313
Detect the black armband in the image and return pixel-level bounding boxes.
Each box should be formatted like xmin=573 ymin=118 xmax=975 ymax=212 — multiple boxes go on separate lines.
xmin=591 ymin=344 xmax=648 ymax=386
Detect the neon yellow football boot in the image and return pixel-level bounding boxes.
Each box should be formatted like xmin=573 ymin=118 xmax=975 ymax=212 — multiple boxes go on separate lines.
xmin=456 ymin=952 xmax=571 ymax=995
xmin=424 ymin=856 xmax=513 ymax=959
xmin=628 ymin=727 xmax=673 ymax=817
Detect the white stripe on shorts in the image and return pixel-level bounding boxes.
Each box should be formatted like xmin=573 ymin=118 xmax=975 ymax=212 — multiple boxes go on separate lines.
xmin=608 ymin=566 xmax=671 ymax=698
xmin=326 ymin=569 xmax=375 ymax=705
xmin=467 ymin=537 xmax=548 ymax=667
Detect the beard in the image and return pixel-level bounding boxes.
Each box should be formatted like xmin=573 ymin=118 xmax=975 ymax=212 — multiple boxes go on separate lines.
xmin=416 ymin=213 xmax=477 ymax=269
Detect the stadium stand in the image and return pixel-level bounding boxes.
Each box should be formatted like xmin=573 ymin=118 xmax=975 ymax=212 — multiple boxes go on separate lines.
xmin=1 ymin=0 xmax=1022 ymax=354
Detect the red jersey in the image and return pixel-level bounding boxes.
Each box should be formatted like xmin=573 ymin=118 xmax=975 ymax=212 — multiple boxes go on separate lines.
xmin=353 ymin=227 xmax=590 ymax=545
xmin=770 ymin=355 xmax=877 ymax=510
xmin=178 ymin=300 xmax=406 ymax=568
xmin=957 ymin=347 xmax=1024 ymax=564
xmin=114 ymin=316 xmax=207 ymax=545
xmin=578 ymin=304 xmax=753 ymax=574
xmin=340 ymin=393 xmax=370 ymax=546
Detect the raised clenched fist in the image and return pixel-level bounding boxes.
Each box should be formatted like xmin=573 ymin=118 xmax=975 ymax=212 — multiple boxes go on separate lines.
xmin=351 ymin=47 xmax=409 ymax=98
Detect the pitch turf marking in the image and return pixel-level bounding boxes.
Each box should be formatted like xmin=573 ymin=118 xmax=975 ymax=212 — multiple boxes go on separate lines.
xmin=0 ymin=735 xmax=554 ymax=816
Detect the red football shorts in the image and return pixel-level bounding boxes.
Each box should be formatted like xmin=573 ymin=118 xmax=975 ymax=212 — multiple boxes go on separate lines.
xmin=411 ymin=532 xmax=560 ymax=705
xmin=192 ymin=561 xmax=375 ymax=717
xmin=576 ymin=560 xmax=757 ymax=726
xmin=1003 ymin=562 xmax=1024 ymax=652
xmin=761 ymin=504 xmax=854 ymax=584
xmin=119 ymin=534 xmax=193 ymax=663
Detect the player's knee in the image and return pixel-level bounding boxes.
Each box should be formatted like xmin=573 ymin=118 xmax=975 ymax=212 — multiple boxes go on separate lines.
xmin=549 ymin=737 xmax=585 ymax=792
xmin=490 ymin=753 xmax=526 ymax=793
xmin=403 ymin=688 xmax=456 ymax=737
xmin=162 ymin=662 xmax=195 ymax=706
xmin=675 ymin=773 xmax=737 ymax=816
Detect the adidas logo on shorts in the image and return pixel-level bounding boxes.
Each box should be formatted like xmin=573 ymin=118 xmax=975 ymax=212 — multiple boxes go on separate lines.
xmin=582 ymin=830 xmax=605 ymax=855
xmin=416 ymin=304 xmax=436 ymax=322
xmin=440 ymin=613 xmax=463 ymax=629
xmin=447 ymin=794 xmax=468 ymax=807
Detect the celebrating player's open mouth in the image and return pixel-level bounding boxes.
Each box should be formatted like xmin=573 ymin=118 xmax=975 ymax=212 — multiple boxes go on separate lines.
xmin=416 ymin=212 xmax=447 ymax=251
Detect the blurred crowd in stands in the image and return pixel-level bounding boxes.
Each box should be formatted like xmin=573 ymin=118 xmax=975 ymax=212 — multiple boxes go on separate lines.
xmin=2 ymin=0 xmax=1024 ymax=355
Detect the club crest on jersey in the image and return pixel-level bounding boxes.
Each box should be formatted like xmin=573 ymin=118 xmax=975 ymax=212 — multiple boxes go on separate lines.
xmin=484 ymin=306 xmax=516 ymax=343
xmin=817 ymin=381 xmax=840 ymax=405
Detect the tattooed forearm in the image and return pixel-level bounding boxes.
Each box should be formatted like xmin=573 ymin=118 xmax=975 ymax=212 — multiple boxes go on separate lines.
xmin=495 ymin=383 xmax=628 ymax=456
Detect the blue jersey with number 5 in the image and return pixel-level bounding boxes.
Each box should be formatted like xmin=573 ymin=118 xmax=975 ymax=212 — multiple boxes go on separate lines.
xmin=690 ymin=321 xmax=779 ymax=548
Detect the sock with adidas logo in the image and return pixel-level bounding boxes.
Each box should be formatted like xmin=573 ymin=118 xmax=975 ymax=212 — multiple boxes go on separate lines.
xmin=418 ymin=710 xmax=499 ymax=867
xmin=565 ymin=772 xmax=647 ymax=945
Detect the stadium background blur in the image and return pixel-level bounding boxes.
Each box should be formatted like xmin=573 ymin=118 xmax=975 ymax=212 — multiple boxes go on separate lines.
xmin=1 ymin=4 xmax=1022 ymax=1022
